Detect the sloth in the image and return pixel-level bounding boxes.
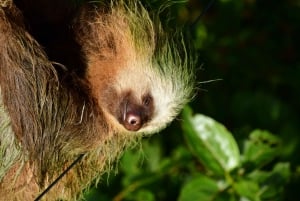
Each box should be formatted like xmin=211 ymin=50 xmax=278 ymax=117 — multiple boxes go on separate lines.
xmin=0 ymin=0 xmax=195 ymax=200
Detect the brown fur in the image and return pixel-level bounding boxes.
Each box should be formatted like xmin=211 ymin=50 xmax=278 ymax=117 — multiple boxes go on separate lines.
xmin=0 ymin=0 xmax=194 ymax=200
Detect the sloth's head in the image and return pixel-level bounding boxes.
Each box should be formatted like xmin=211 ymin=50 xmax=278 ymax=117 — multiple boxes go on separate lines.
xmin=77 ymin=2 xmax=194 ymax=135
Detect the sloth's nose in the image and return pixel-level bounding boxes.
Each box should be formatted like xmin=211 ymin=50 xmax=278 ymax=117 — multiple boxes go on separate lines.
xmin=118 ymin=93 xmax=153 ymax=132
xmin=123 ymin=111 xmax=142 ymax=131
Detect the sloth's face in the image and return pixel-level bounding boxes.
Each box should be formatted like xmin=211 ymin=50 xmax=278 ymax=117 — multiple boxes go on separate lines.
xmin=116 ymin=90 xmax=154 ymax=131
xmin=91 ymin=75 xmax=155 ymax=132
xmin=86 ymin=60 xmax=156 ymax=133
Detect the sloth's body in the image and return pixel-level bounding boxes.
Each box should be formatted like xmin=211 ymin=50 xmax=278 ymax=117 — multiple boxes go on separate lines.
xmin=0 ymin=0 xmax=194 ymax=200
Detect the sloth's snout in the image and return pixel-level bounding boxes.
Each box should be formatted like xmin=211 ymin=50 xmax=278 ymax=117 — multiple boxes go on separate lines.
xmin=117 ymin=91 xmax=154 ymax=132
xmin=123 ymin=110 xmax=143 ymax=131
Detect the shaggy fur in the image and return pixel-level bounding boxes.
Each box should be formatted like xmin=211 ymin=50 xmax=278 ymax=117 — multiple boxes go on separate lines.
xmin=0 ymin=0 xmax=194 ymax=200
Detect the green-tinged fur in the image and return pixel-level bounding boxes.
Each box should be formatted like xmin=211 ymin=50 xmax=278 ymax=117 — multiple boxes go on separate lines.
xmin=0 ymin=90 xmax=22 ymax=181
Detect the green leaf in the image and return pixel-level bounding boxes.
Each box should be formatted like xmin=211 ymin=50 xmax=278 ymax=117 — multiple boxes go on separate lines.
xmin=182 ymin=106 xmax=240 ymax=175
xmin=234 ymin=180 xmax=260 ymax=201
xmin=247 ymin=162 xmax=291 ymax=200
xmin=133 ymin=189 xmax=155 ymax=201
xmin=242 ymin=130 xmax=281 ymax=170
xmin=178 ymin=174 xmax=220 ymax=201
xmin=272 ymin=162 xmax=291 ymax=183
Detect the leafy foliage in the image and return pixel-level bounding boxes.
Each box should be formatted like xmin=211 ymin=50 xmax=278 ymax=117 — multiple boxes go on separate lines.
xmin=85 ymin=107 xmax=292 ymax=201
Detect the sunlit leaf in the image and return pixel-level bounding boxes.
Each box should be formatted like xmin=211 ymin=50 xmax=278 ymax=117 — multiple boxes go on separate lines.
xmin=182 ymin=106 xmax=240 ymax=175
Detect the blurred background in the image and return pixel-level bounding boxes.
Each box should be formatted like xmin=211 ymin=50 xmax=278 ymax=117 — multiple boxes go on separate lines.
xmin=85 ymin=0 xmax=300 ymax=200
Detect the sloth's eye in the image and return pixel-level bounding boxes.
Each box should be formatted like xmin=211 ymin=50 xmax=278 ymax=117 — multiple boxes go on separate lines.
xmin=142 ymin=94 xmax=152 ymax=107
